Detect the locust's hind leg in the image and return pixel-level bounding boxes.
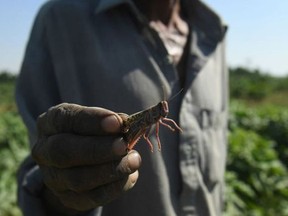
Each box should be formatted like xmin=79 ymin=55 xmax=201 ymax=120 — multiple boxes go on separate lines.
xmin=143 ymin=126 xmax=154 ymax=152
xmin=155 ymin=122 xmax=161 ymax=151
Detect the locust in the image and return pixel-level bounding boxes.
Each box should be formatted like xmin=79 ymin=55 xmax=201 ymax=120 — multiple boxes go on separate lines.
xmin=122 ymin=100 xmax=183 ymax=152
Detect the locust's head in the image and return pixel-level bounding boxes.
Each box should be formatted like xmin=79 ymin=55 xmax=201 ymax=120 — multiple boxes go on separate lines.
xmin=159 ymin=101 xmax=169 ymax=118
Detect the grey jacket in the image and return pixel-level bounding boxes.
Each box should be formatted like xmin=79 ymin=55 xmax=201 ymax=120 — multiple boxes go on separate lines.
xmin=16 ymin=0 xmax=228 ymax=215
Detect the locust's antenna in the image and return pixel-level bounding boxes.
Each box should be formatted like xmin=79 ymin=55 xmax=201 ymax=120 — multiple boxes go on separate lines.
xmin=168 ymin=88 xmax=183 ymax=103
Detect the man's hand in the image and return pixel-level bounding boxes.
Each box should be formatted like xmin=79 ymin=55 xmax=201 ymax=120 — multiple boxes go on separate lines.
xmin=32 ymin=103 xmax=141 ymax=212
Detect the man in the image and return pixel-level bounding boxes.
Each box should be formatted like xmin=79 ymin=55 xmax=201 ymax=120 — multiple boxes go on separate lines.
xmin=16 ymin=0 xmax=228 ymax=215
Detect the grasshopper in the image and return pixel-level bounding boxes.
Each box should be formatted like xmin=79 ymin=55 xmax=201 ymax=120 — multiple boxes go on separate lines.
xmin=122 ymin=100 xmax=182 ymax=152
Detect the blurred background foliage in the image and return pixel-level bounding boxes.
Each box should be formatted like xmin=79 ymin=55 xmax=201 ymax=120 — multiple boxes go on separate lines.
xmin=0 ymin=68 xmax=288 ymax=215
xmin=0 ymin=72 xmax=29 ymax=216
xmin=226 ymin=67 xmax=288 ymax=216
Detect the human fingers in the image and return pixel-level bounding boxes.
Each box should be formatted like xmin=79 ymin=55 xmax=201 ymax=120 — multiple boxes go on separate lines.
xmin=32 ymin=134 xmax=127 ymax=168
xmin=42 ymin=150 xmax=141 ymax=192
xmin=37 ymin=103 xmax=123 ymax=137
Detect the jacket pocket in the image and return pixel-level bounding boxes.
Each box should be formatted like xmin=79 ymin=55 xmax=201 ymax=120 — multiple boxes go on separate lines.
xmin=197 ymin=109 xmax=227 ymax=191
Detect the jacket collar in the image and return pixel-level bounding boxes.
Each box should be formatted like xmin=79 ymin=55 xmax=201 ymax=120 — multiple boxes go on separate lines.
xmin=184 ymin=0 xmax=227 ymax=45
xmin=94 ymin=0 xmax=226 ymax=42
xmin=95 ymin=0 xmax=227 ymax=60
xmin=94 ymin=0 xmax=130 ymax=14
xmin=94 ymin=0 xmax=147 ymax=24
xmin=93 ymin=0 xmax=227 ymax=86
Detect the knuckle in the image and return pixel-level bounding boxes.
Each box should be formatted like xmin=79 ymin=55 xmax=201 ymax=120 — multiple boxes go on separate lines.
xmin=37 ymin=103 xmax=82 ymax=135
xmin=48 ymin=103 xmax=72 ymax=132
xmin=36 ymin=103 xmax=70 ymax=135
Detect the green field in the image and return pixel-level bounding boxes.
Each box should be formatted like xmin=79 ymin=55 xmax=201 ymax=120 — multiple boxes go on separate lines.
xmin=0 ymin=69 xmax=288 ymax=216
xmin=0 ymin=73 xmax=29 ymax=216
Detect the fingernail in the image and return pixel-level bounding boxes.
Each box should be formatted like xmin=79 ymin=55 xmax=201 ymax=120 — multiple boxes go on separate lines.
xmin=130 ymin=171 xmax=139 ymax=185
xmin=101 ymin=115 xmax=122 ymax=133
xmin=123 ymin=171 xmax=139 ymax=191
xmin=127 ymin=151 xmax=141 ymax=172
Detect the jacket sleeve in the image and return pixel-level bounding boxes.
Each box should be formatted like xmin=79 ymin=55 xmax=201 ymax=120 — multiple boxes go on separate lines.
xmin=16 ymin=2 xmax=61 ymax=147
xmin=15 ymin=3 xmax=59 ymax=215
xmin=15 ymin=3 xmax=98 ymax=216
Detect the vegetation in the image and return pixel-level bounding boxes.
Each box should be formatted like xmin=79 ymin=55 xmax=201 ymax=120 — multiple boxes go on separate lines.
xmin=226 ymin=67 xmax=288 ymax=215
xmin=230 ymin=67 xmax=288 ymax=106
xmin=0 ymin=68 xmax=288 ymax=215
xmin=225 ymin=102 xmax=288 ymax=216
xmin=0 ymin=72 xmax=29 ymax=216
